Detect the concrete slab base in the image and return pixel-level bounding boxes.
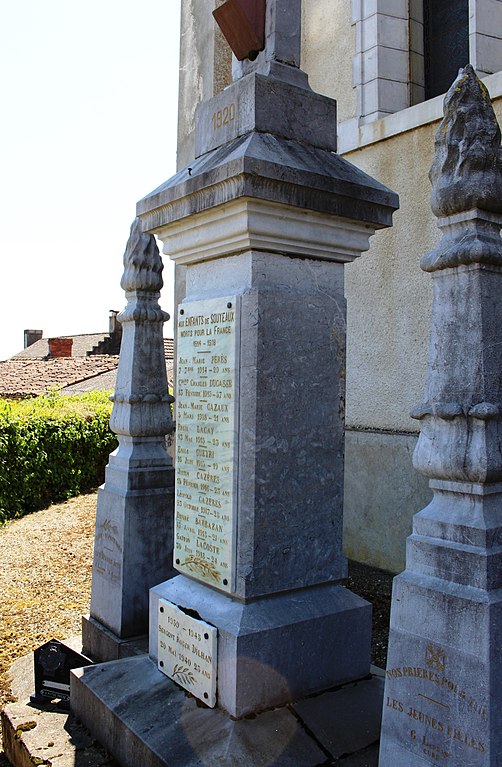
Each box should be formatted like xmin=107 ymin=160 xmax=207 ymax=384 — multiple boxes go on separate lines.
xmin=2 ymin=701 xmax=115 ymax=767
xmin=82 ymin=614 xmax=148 ymax=663
xmin=70 ymin=654 xmax=385 ymax=767
xmin=1 ymin=647 xmax=116 ymax=767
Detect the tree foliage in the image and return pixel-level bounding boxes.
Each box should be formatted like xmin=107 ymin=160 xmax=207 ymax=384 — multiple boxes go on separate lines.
xmin=0 ymin=391 xmax=117 ymax=523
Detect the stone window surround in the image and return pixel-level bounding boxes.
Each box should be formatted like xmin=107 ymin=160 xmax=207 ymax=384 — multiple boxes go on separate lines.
xmin=351 ymin=0 xmax=502 ymax=125
xmin=338 ymin=68 xmax=502 ymax=154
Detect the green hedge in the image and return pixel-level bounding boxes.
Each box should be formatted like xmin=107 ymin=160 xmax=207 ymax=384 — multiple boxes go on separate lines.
xmin=0 ymin=391 xmax=117 ymax=524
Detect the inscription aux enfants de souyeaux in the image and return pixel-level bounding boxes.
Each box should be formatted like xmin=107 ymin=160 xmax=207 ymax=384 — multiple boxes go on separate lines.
xmin=174 ymin=296 xmax=239 ymax=593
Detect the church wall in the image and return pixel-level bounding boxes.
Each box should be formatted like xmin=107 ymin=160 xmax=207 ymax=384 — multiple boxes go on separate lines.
xmin=174 ymin=0 xmax=502 ymax=572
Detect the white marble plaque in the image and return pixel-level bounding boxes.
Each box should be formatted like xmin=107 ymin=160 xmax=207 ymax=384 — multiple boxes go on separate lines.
xmin=174 ymin=296 xmax=239 ymax=593
xmin=158 ymin=598 xmax=217 ymax=707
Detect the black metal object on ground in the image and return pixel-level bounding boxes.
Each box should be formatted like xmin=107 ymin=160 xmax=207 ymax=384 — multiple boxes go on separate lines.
xmin=30 ymin=638 xmax=92 ymax=709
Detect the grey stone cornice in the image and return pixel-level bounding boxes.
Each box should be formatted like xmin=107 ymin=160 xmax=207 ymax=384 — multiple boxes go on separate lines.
xmin=137 ymin=132 xmax=399 ymax=234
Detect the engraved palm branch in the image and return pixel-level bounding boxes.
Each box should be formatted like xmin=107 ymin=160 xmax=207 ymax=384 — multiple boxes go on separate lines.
xmin=180 ymin=556 xmax=220 ymax=583
xmin=172 ymin=664 xmax=195 ymax=686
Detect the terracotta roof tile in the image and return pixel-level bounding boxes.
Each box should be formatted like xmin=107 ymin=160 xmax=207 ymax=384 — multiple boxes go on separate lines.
xmin=1 ymin=349 xmax=175 ymax=399
xmin=62 ymin=360 xmax=174 ymax=394
xmin=0 ymin=357 xmax=119 ymax=398
xmin=3 ymin=333 xmax=175 ymax=398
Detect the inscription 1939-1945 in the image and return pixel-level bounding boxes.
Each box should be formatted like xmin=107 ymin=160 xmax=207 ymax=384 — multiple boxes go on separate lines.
xmin=174 ymin=296 xmax=240 ymax=593
xmin=158 ymin=598 xmax=217 ymax=707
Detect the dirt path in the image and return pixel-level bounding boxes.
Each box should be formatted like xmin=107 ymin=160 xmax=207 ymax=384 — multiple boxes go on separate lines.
xmin=0 ymin=491 xmax=394 ymax=700
xmin=0 ymin=492 xmax=97 ymax=708
xmin=0 ymin=491 xmax=393 ymax=766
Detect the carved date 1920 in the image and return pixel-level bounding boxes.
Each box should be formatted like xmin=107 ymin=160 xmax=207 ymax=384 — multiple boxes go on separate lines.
xmin=212 ymin=103 xmax=236 ymax=130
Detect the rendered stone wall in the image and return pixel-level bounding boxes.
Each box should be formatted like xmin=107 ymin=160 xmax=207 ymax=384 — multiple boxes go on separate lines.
xmin=177 ymin=0 xmax=231 ymax=170
xmin=342 ymin=94 xmax=502 ymax=570
xmin=301 ymin=0 xmax=355 ymax=123
xmin=344 ymin=121 xmax=437 ymax=433
xmin=175 ymin=0 xmax=502 ymax=572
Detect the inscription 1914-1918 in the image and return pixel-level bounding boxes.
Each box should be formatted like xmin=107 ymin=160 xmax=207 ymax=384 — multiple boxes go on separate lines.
xmin=174 ymin=296 xmax=240 ymax=593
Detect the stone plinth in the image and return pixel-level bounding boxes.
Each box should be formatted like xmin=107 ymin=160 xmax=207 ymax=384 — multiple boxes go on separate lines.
xmin=150 ymin=577 xmax=371 ymax=718
xmin=141 ymin=169 xmax=396 ymax=715
xmin=84 ymin=220 xmax=176 ymax=659
xmin=70 ymin=656 xmax=385 ymax=767
xmin=74 ymin=0 xmax=398 ymax=734
xmin=379 ymin=67 xmax=502 ymax=766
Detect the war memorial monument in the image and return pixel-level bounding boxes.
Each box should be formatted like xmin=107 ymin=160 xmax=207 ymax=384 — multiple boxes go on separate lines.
xmin=67 ymin=2 xmax=501 ymax=766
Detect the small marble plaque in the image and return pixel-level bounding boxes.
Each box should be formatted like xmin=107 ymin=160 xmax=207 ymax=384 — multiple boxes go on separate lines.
xmin=158 ymin=598 xmax=217 ymax=707
xmin=174 ymin=296 xmax=240 ymax=592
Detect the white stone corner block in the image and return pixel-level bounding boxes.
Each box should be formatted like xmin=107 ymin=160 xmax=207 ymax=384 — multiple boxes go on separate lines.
xmin=155 ymin=199 xmax=377 ymax=265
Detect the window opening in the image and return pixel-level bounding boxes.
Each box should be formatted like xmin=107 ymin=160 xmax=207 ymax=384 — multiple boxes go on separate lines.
xmin=424 ymin=0 xmax=469 ymax=99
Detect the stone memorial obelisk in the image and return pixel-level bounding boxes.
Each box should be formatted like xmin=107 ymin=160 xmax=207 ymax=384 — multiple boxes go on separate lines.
xmin=82 ymin=218 xmax=176 ymax=660
xmin=136 ymin=0 xmax=398 ymax=718
xmin=379 ymin=66 xmax=502 ymax=766
xmin=72 ymin=5 xmax=398 ymax=761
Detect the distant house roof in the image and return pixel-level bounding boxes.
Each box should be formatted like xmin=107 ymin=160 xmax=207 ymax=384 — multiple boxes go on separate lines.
xmin=13 ymin=334 xmax=112 ymax=359
xmin=62 ymin=357 xmax=175 ymax=395
xmin=0 ymin=337 xmax=175 ymax=398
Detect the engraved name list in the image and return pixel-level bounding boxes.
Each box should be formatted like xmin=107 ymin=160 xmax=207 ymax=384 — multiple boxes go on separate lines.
xmin=174 ymin=296 xmax=240 ymax=593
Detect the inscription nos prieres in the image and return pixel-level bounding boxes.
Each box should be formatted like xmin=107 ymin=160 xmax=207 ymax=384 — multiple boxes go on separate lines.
xmin=385 ymin=696 xmax=486 ymax=759
xmin=385 ymin=647 xmax=488 ymax=764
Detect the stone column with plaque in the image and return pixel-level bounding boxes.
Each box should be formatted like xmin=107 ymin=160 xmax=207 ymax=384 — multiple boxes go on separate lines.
xmin=136 ymin=0 xmax=398 ymax=718
xmin=82 ymin=218 xmax=176 ymax=661
xmin=379 ymin=66 xmax=502 ymax=766
xmin=71 ymin=3 xmax=399 ymax=761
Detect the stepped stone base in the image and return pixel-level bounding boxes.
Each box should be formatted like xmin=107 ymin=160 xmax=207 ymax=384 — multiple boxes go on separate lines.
xmin=1 ymin=638 xmax=385 ymax=767
xmin=82 ymin=614 xmax=148 ymax=663
xmin=150 ymin=576 xmax=372 ymax=718
xmin=70 ymin=654 xmax=384 ymax=767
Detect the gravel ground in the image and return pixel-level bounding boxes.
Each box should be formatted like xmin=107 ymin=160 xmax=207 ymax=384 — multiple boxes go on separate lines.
xmin=0 ymin=492 xmax=395 ymax=765
xmin=0 ymin=492 xmax=97 ymax=765
xmin=347 ymin=560 xmax=394 ymax=669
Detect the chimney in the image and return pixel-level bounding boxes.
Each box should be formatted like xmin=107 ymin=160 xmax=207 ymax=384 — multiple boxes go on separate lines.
xmin=24 ymin=329 xmax=43 ymax=349
xmin=48 ymin=337 xmax=73 ymax=358
xmin=109 ymin=310 xmax=120 ymax=336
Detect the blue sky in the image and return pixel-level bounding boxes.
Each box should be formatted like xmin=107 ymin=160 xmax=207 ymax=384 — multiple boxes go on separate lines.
xmin=0 ymin=0 xmax=181 ymax=360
